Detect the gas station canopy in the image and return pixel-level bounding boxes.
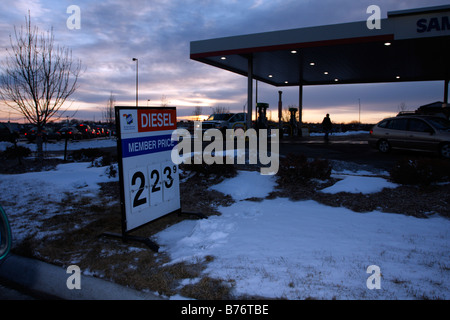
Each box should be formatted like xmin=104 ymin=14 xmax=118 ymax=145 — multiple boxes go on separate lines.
xmin=190 ymin=5 xmax=450 ymax=87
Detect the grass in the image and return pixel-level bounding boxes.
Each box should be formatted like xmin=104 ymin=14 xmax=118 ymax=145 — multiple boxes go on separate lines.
xmin=6 ymin=157 xmax=450 ymax=299
xmin=10 ymin=168 xmax=239 ymax=299
xmin=13 ymin=199 xmax=216 ymax=297
xmin=179 ymin=276 xmax=235 ymax=300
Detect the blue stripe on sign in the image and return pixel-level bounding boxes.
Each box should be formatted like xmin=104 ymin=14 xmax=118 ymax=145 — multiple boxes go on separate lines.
xmin=121 ymin=134 xmax=176 ymax=158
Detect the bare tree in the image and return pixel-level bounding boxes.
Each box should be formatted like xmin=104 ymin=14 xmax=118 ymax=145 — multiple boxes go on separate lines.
xmin=211 ymin=106 xmax=230 ymax=114
xmin=280 ymin=108 xmax=292 ymax=123
xmin=192 ymin=106 xmax=202 ymax=120
xmin=103 ymin=91 xmax=116 ymax=128
xmin=0 ymin=14 xmax=82 ymax=161
xmin=160 ymin=94 xmax=170 ymax=107
xmin=397 ymin=102 xmax=409 ymax=113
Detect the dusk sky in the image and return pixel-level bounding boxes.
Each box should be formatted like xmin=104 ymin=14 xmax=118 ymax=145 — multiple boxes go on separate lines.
xmin=0 ymin=0 xmax=449 ymax=124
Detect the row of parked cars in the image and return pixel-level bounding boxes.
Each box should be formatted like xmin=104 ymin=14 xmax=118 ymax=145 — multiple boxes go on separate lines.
xmin=24 ymin=124 xmax=113 ymax=142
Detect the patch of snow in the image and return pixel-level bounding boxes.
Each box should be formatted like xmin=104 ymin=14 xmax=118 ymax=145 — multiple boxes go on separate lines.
xmin=209 ymin=171 xmax=277 ymax=200
xmin=321 ymin=174 xmax=399 ymax=194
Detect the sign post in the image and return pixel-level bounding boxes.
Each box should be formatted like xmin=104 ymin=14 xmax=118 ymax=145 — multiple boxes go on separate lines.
xmin=106 ymin=106 xmax=181 ymax=251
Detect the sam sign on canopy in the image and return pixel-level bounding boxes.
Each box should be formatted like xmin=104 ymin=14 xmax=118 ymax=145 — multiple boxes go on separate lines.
xmin=115 ymin=106 xmax=180 ymax=232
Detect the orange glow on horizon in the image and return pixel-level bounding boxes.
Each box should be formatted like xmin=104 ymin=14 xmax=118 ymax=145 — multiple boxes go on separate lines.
xmin=0 ymin=98 xmax=400 ymax=125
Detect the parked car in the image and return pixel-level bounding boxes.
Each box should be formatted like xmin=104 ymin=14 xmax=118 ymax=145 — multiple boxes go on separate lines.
xmin=104 ymin=127 xmax=112 ymax=136
xmin=198 ymin=113 xmax=248 ymax=133
xmin=25 ymin=127 xmax=61 ymax=142
xmin=76 ymin=124 xmax=95 ymax=139
xmin=0 ymin=123 xmax=18 ymax=143
xmin=93 ymin=126 xmax=106 ymax=137
xmin=227 ymin=112 xmax=248 ymax=130
xmin=368 ymin=115 xmax=450 ymax=158
xmin=200 ymin=113 xmax=234 ymax=132
xmin=57 ymin=127 xmax=82 ymax=140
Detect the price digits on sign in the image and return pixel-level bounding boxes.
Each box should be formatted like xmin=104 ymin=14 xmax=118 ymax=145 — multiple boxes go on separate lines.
xmin=130 ymin=164 xmax=177 ymax=211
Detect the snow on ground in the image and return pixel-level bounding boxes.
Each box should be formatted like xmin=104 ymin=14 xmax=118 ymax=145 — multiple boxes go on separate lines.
xmin=12 ymin=137 xmax=117 ymax=152
xmin=1 ymin=137 xmax=449 ymax=299
xmin=0 ymin=141 xmax=13 ymax=151
xmin=321 ymin=174 xmax=399 ymax=194
xmin=0 ymin=161 xmax=118 ymax=243
xmin=159 ymin=199 xmax=449 ymax=299
xmin=209 ymin=171 xmax=277 ymax=200
xmin=157 ymin=171 xmax=449 ymax=299
xmin=1 ymin=131 xmax=367 ymax=153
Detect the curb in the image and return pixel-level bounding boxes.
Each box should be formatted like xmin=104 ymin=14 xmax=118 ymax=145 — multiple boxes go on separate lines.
xmin=0 ymin=254 xmax=163 ymax=300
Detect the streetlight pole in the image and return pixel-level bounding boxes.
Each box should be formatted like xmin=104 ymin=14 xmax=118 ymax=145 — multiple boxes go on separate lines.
xmin=358 ymin=98 xmax=361 ymax=124
xmin=132 ymin=58 xmax=138 ymax=107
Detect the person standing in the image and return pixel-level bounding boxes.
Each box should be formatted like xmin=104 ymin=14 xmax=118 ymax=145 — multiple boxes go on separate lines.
xmin=322 ymin=114 xmax=332 ymax=142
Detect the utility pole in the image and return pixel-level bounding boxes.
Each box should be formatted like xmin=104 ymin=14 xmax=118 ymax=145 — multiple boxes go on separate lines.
xmin=132 ymin=58 xmax=138 ymax=107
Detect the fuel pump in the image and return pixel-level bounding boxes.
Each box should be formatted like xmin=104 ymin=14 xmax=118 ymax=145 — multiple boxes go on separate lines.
xmin=256 ymin=102 xmax=269 ymax=130
xmin=289 ymin=107 xmax=299 ymax=136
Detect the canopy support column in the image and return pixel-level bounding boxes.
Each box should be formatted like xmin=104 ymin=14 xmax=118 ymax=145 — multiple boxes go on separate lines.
xmin=444 ymin=79 xmax=449 ymax=107
xmin=247 ymin=55 xmax=253 ymax=130
xmin=298 ymin=53 xmax=304 ymax=136
xmin=298 ymin=84 xmax=303 ymax=126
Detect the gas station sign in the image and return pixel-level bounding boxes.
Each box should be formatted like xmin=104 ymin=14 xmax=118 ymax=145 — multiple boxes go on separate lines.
xmin=116 ymin=107 xmax=180 ymax=232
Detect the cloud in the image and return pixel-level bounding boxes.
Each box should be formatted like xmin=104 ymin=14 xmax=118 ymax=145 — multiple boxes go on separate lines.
xmin=1 ymin=0 xmax=449 ymax=123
